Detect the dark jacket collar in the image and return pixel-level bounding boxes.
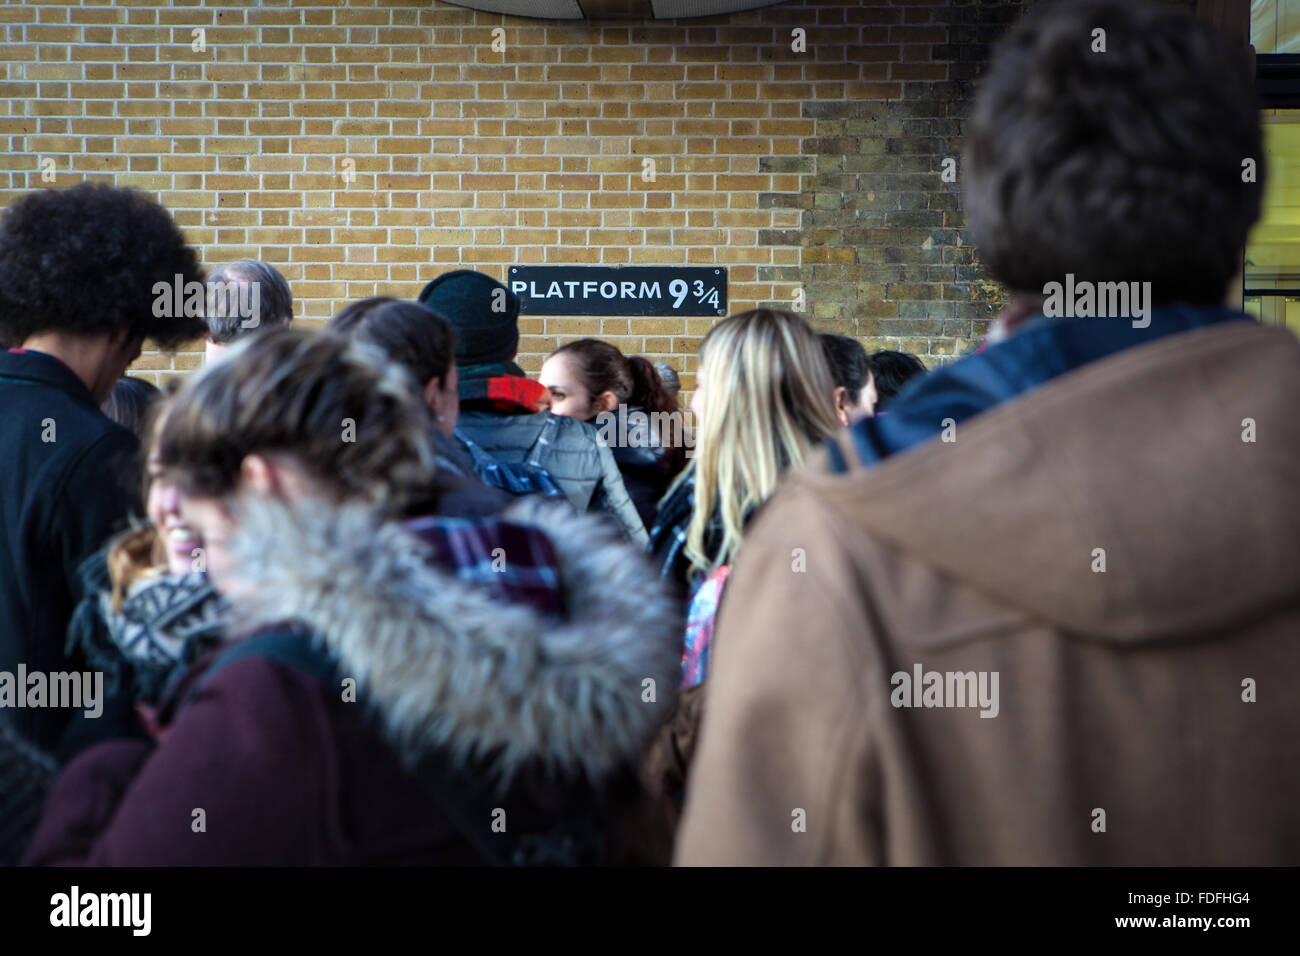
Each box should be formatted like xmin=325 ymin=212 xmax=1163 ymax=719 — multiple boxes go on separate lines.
xmin=0 ymin=348 xmax=99 ymax=409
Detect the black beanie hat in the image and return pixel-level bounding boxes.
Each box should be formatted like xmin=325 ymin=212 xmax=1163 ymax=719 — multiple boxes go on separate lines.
xmin=417 ymin=269 xmax=520 ymax=366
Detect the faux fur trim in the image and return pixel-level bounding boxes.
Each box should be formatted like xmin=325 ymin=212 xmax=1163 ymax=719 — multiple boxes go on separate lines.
xmin=219 ymin=496 xmax=682 ymax=784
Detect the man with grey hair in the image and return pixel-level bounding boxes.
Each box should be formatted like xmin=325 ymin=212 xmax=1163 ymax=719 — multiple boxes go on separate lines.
xmin=203 ymin=259 xmax=293 ymax=362
xmin=653 ymin=361 xmax=681 ymax=402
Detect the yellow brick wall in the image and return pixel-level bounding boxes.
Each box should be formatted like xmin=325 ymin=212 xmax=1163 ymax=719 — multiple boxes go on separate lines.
xmin=0 ymin=0 xmax=1015 ymax=391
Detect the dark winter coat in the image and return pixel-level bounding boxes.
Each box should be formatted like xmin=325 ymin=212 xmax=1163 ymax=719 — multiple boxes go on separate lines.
xmin=0 ymin=349 xmax=141 ymax=751
xmin=597 ymin=405 xmax=679 ymax=531
xmin=24 ymin=497 xmax=682 ymax=866
xmin=0 ymin=721 xmax=57 ymax=866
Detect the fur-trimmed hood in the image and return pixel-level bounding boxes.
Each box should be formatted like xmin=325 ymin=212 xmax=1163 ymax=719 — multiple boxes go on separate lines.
xmin=218 ymin=496 xmax=683 ymax=785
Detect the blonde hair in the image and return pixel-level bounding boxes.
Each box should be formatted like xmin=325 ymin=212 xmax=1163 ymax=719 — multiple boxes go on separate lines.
xmin=683 ymin=309 xmax=840 ymax=576
xmin=107 ymin=380 xmax=182 ymax=609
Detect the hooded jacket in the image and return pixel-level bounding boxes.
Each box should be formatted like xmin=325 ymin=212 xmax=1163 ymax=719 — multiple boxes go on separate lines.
xmin=25 ymin=497 xmax=682 ymax=866
xmin=675 ymin=318 xmax=1300 ymax=865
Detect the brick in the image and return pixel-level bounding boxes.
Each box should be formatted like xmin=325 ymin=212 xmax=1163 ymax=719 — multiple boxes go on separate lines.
xmin=0 ymin=0 xmax=1042 ymax=377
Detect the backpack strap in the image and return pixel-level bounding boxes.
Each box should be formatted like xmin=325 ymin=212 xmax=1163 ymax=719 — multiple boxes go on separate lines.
xmin=456 ymin=431 xmax=498 ymax=472
xmin=525 ymin=413 xmax=560 ymax=470
xmin=194 ymin=629 xmax=336 ymax=701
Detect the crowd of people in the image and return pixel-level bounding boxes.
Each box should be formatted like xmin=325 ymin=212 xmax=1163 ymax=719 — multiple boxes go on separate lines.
xmin=1 ymin=0 xmax=1297 ymax=866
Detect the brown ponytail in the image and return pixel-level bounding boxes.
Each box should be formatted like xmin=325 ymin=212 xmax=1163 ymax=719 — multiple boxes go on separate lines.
xmin=627 ymin=354 xmax=686 ymax=476
xmin=627 ymin=354 xmax=677 ymax=420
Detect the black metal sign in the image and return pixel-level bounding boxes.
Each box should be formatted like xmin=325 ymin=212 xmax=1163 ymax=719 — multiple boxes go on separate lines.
xmin=508 ymin=266 xmax=726 ymax=316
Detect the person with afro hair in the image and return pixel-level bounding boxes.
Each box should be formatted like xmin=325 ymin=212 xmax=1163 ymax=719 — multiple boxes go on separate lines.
xmin=0 ymin=183 xmax=204 ymax=753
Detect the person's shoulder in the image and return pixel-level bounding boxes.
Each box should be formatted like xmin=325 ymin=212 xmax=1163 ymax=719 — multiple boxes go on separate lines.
xmin=56 ymin=421 xmax=139 ymax=502
xmin=0 ymin=374 xmax=131 ymax=440
xmin=185 ymin=632 xmax=339 ymax=726
xmin=742 ymin=442 xmax=864 ymax=545
xmin=83 ymin=417 xmax=138 ymax=453
xmin=550 ymin=412 xmax=601 ymax=442
xmin=460 ymin=408 xmax=546 ymax=440
xmin=43 ymin=393 xmax=139 ymax=462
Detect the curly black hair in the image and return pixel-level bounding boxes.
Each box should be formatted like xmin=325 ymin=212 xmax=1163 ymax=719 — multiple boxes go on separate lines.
xmin=963 ymin=0 xmax=1263 ymax=306
xmin=0 ymin=183 xmax=205 ymax=349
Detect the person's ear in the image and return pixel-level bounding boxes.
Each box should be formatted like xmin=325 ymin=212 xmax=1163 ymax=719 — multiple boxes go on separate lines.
xmin=597 ymin=390 xmax=619 ymax=414
xmin=423 ymin=376 xmax=444 ymax=416
xmin=239 ymin=453 xmax=280 ymax=498
xmin=107 ymin=326 xmax=135 ymax=355
xmin=832 ymin=386 xmax=852 ymax=428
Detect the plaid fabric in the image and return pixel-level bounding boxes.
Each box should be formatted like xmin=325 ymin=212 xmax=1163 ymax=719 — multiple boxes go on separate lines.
xmin=402 ymin=515 xmax=563 ymax=618
xmin=682 ymin=564 xmax=730 ymax=688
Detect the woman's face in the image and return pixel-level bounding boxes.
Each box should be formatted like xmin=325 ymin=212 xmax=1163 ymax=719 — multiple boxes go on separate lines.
xmin=175 ymin=492 xmax=238 ymax=584
xmin=146 ymin=456 xmax=208 ymax=576
xmin=167 ymin=455 xmax=315 ymax=589
xmin=539 ymin=353 xmax=601 ymax=421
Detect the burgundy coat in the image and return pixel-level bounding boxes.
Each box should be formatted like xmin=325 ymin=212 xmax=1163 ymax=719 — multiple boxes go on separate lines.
xmin=25 ymin=497 xmax=681 ymax=866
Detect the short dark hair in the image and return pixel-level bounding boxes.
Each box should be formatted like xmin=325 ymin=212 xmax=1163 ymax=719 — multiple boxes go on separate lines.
xmin=819 ymin=334 xmax=872 ymax=405
xmin=329 ymin=298 xmax=455 ymax=389
xmin=964 ymin=0 xmax=1262 ymax=306
xmin=0 ymin=183 xmax=204 ymax=348
xmin=868 ymin=350 xmax=927 ymax=410
xmin=101 ymin=376 xmax=162 ymax=438
xmin=204 ymin=260 xmax=294 ymax=344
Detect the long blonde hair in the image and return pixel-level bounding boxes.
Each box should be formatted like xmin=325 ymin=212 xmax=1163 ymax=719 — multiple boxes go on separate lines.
xmin=683 ymin=308 xmax=840 ymax=576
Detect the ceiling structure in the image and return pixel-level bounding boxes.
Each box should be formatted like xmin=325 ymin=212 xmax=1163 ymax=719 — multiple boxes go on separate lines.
xmin=441 ymin=0 xmax=786 ymax=19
